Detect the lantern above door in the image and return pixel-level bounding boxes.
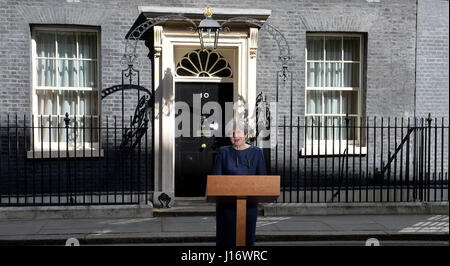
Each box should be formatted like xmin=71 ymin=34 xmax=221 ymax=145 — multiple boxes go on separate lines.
xmin=198 ymin=6 xmax=221 ymax=50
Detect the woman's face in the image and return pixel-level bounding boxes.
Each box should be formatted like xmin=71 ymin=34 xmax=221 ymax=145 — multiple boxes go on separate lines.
xmin=230 ymin=128 xmax=247 ymax=146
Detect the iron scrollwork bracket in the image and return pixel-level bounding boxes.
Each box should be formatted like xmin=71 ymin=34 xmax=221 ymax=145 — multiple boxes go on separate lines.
xmin=120 ymin=94 xmax=152 ymax=150
xmin=123 ymin=15 xmax=198 ymax=67
xmin=255 ymin=91 xmax=271 ymax=140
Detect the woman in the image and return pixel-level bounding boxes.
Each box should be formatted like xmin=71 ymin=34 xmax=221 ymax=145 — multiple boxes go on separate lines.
xmin=211 ymin=119 xmax=267 ymax=246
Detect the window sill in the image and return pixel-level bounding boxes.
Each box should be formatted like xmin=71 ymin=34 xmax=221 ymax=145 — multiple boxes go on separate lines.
xmin=27 ymin=149 xmax=104 ymax=159
xmin=299 ymin=145 xmax=367 ymax=157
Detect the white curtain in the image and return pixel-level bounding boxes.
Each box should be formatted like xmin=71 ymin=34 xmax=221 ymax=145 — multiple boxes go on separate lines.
xmin=325 ymin=63 xmax=341 ymax=87
xmin=37 ymin=60 xmax=55 ymax=87
xmin=343 ymin=37 xmax=360 ymax=88
xmin=78 ymin=32 xmax=96 ymax=59
xmin=325 ymin=37 xmax=341 ymax=60
xmin=344 ymin=37 xmax=360 ymax=61
xmin=344 ymin=63 xmax=359 ymax=87
xmin=79 ymin=32 xmax=97 ymax=87
xmin=325 ymin=116 xmax=341 ymax=140
xmin=58 ymin=60 xmax=77 ymax=87
xmin=324 ymin=91 xmax=340 ymax=114
xmin=307 ymin=36 xmax=323 ymax=60
xmin=36 ymin=30 xmax=97 ymax=89
xmin=37 ymin=90 xmax=57 ymax=142
xmin=57 ymin=32 xmax=76 ymax=58
xmin=79 ymin=61 xmax=96 ymax=87
xmin=36 ymin=31 xmax=55 ymax=58
xmin=306 ymin=116 xmax=319 ymax=141
xmin=36 ymin=31 xmax=55 ymax=87
xmin=307 ymin=90 xmax=344 ymax=141
xmin=307 ymin=90 xmax=321 ymax=114
xmin=306 ymin=35 xmax=361 ymax=141
xmin=35 ymin=30 xmax=98 ymax=144
xmin=324 ymin=91 xmax=340 ymax=140
xmin=59 ymin=90 xmax=77 ymax=143
xmin=36 ymin=90 xmax=98 ymax=143
xmin=57 ymin=32 xmax=77 ymax=87
xmin=342 ymin=91 xmax=358 ymax=115
xmin=308 ymin=36 xmax=360 ymax=89
xmin=307 ymin=36 xmax=324 ymax=88
xmin=307 ymin=62 xmax=323 ymax=87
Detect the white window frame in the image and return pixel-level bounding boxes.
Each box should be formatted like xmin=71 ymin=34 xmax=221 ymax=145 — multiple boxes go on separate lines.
xmin=304 ymin=33 xmax=365 ymax=156
xmin=30 ymin=26 xmax=101 ymax=156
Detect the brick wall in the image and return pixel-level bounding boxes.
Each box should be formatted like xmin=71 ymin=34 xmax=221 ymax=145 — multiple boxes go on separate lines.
xmin=416 ymin=0 xmax=449 ymax=119
xmin=0 ymin=0 xmax=434 ymax=121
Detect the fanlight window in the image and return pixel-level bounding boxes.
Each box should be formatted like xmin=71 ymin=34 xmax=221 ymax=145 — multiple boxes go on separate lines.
xmin=176 ymin=49 xmax=232 ymax=78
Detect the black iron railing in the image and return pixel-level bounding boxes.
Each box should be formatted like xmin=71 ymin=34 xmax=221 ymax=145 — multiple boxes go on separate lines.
xmin=0 ymin=114 xmax=153 ymax=206
xmin=256 ymin=114 xmax=449 ymax=203
xmin=0 ymin=112 xmax=448 ymax=206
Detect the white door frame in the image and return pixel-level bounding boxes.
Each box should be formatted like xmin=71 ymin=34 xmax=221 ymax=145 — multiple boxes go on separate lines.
xmin=152 ymin=26 xmax=259 ymax=202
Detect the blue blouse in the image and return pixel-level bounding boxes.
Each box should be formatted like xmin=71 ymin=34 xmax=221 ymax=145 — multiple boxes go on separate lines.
xmin=211 ymin=145 xmax=267 ymax=246
xmin=211 ymin=145 xmax=267 ymax=176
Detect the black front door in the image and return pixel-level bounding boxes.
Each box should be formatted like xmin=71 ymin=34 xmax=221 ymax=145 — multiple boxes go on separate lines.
xmin=175 ymin=82 xmax=233 ymax=197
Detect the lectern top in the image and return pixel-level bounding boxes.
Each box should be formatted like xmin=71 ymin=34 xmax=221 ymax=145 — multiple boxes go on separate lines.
xmin=206 ymin=175 xmax=280 ymax=203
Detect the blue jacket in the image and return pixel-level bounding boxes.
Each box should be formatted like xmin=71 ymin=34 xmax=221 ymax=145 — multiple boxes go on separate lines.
xmin=211 ymin=145 xmax=267 ymax=176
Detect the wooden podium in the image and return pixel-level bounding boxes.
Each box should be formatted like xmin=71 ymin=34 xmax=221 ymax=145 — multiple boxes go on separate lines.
xmin=206 ymin=175 xmax=280 ymax=246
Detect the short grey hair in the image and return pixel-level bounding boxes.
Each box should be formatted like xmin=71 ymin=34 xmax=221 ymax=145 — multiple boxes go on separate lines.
xmin=225 ymin=118 xmax=248 ymax=137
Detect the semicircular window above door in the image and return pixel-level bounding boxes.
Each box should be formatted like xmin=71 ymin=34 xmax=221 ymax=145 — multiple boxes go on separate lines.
xmin=175 ymin=49 xmax=233 ymax=78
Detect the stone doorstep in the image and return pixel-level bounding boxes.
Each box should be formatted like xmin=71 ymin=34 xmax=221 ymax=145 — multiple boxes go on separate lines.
xmin=153 ymin=199 xmax=266 ymax=217
xmin=152 ymin=206 xmax=216 ymax=217
xmin=153 ymin=198 xmax=214 ymax=217
xmin=0 ymin=204 xmax=154 ymax=220
xmin=152 ymin=206 xmax=265 ymax=217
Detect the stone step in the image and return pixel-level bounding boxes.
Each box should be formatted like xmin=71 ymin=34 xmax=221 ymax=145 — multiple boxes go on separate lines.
xmin=153 ymin=203 xmax=264 ymax=217
xmin=153 ymin=198 xmax=215 ymax=216
xmin=153 ymin=198 xmax=265 ymax=217
xmin=173 ymin=200 xmax=214 ymax=207
xmin=153 ymin=206 xmax=216 ymax=217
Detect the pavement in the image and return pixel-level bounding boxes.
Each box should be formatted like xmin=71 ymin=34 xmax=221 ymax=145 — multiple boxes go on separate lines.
xmin=0 ymin=213 xmax=448 ymax=246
